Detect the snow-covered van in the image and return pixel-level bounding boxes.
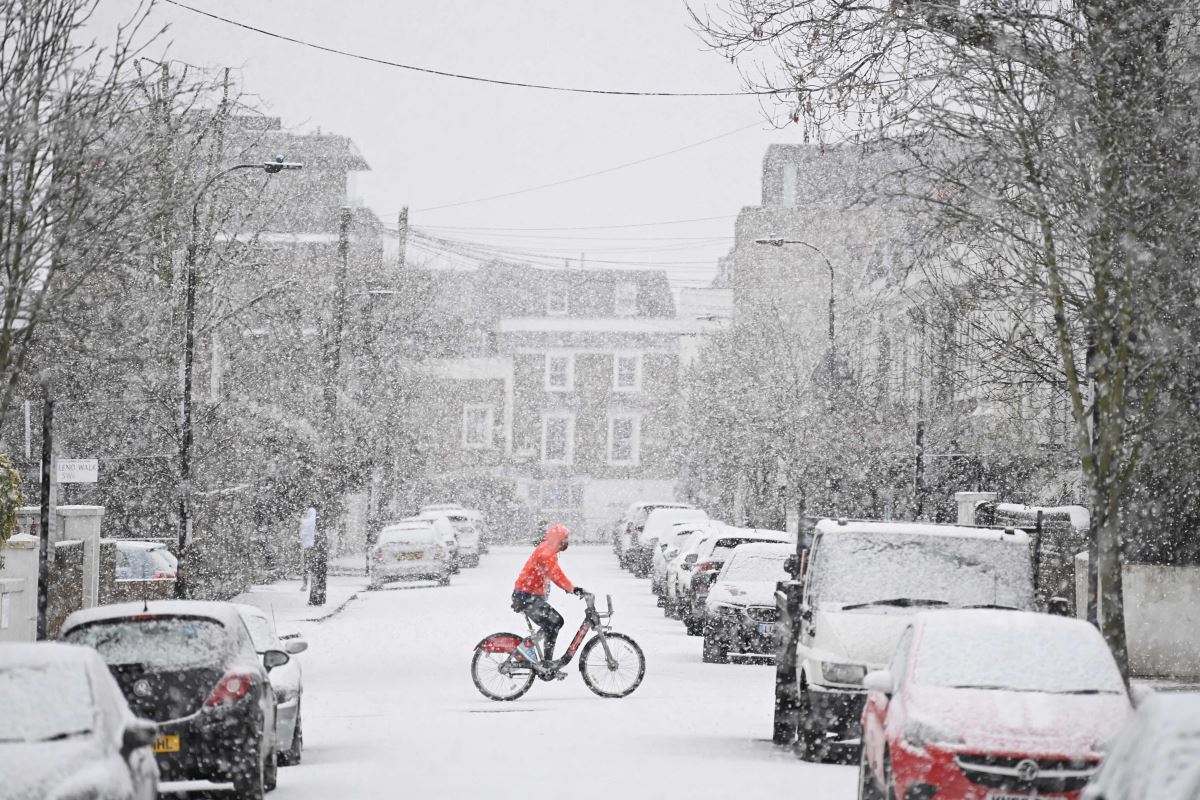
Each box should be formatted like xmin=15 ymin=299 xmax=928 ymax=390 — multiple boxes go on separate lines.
xmin=792 ymin=519 xmax=1034 ymax=760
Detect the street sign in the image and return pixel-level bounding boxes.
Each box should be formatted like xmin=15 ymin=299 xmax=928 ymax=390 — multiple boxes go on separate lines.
xmin=56 ymin=459 xmax=98 ymax=483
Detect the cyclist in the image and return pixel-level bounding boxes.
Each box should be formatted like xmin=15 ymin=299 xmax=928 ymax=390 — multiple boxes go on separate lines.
xmin=512 ymin=522 xmax=588 ymax=675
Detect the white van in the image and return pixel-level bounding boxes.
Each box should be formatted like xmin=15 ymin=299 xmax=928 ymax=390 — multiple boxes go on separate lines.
xmin=369 ymin=521 xmax=452 ymax=588
xmin=792 ymin=519 xmax=1034 ymax=761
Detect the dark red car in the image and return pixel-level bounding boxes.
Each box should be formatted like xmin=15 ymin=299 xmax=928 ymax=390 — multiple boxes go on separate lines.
xmin=859 ymin=610 xmax=1130 ymax=800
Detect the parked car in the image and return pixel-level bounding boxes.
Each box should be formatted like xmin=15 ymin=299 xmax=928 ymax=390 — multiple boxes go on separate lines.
xmin=703 ymin=542 xmax=794 ymax=663
xmin=860 ymin=610 xmax=1129 ymax=800
xmin=235 ymin=605 xmax=308 ymax=766
xmin=0 ymin=642 xmax=159 ymax=800
xmin=60 ymin=600 xmax=286 ymax=799
xmin=631 ymin=507 xmax=708 ymax=578
xmin=420 ymin=510 xmax=482 ymax=567
xmin=614 ymin=501 xmax=693 ymax=570
xmin=681 ymin=527 xmax=790 ymax=635
xmin=792 ymin=519 xmax=1036 ymax=762
xmin=651 ymin=521 xmax=707 ymax=600
xmin=664 ymin=524 xmax=718 ymax=617
xmin=370 ymin=520 xmax=453 ymax=588
xmin=402 ymin=515 xmax=459 ymax=573
xmin=1083 ymin=692 xmax=1200 ymax=800
xmin=114 ymin=541 xmax=177 ymax=581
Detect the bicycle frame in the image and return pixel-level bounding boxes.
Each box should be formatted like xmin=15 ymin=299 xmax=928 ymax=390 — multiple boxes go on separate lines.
xmin=506 ymin=593 xmax=618 ymax=671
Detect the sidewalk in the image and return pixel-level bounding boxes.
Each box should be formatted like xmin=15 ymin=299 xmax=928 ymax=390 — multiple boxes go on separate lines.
xmin=232 ymin=574 xmax=364 ymax=636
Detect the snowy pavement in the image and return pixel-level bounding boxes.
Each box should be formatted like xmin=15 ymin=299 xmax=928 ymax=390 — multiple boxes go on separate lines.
xmin=263 ymin=545 xmax=856 ymax=799
xmin=231 ymin=576 xmax=361 ymax=636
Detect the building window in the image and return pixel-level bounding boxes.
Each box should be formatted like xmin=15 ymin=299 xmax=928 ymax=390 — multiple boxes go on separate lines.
xmin=615 ymin=282 xmax=638 ymax=316
xmin=545 ymin=353 xmax=574 ymax=392
xmin=461 ymin=404 xmax=494 ymax=450
xmin=546 ymin=283 xmax=568 ymax=316
xmin=607 ymin=414 xmax=641 ymax=466
xmin=542 ymin=413 xmax=575 ymax=464
xmin=613 ymin=354 xmax=641 ymax=392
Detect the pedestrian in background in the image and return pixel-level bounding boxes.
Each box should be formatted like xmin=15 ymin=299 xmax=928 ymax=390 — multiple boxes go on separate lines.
xmin=299 ymin=506 xmax=317 ymax=591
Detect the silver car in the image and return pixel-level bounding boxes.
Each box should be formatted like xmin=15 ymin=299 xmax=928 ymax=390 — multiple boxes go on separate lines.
xmin=235 ymin=605 xmax=308 ymax=766
xmin=369 ymin=521 xmax=452 ymax=588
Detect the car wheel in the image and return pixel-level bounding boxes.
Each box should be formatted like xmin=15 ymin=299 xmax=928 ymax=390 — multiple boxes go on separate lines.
xmin=857 ymin=742 xmax=884 ymax=800
xmin=279 ymin=705 xmax=303 ymax=766
xmin=702 ymin=627 xmax=729 ymax=663
xmin=264 ymin=745 xmax=278 ymax=792
xmin=684 ymin=613 xmax=704 ymax=636
xmin=794 ymin=681 xmax=833 ymax=763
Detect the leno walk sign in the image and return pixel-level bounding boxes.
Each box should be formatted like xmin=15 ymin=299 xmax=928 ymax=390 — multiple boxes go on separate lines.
xmin=56 ymin=459 xmax=99 ymax=483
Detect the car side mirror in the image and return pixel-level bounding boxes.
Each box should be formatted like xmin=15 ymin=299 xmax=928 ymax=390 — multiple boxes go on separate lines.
xmin=684 ymin=553 xmax=698 ymax=564
xmin=121 ymin=719 xmax=158 ymax=756
xmin=263 ymin=649 xmax=290 ymax=671
xmin=783 ymin=554 xmax=799 ymax=576
xmin=284 ymin=639 xmax=308 ymax=655
xmin=863 ymin=669 xmax=894 ymax=696
xmin=1048 ymin=596 xmax=1070 ymax=616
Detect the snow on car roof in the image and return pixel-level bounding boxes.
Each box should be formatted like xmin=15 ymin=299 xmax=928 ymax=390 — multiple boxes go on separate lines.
xmin=815 ymin=518 xmax=1031 ymax=544
xmin=726 ymin=542 xmax=794 ymax=558
xmin=111 ymin=540 xmax=168 ymax=551
xmin=0 ymin=641 xmax=103 ymax=667
xmin=392 ymin=517 xmax=436 ymax=527
xmin=61 ymin=599 xmax=244 ymax=632
xmin=232 ymin=603 xmax=269 ymax=620
xmin=996 ymin=503 xmax=1090 ymax=529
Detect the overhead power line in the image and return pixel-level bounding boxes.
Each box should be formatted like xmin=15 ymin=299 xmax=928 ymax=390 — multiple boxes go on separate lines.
xmin=162 ymin=0 xmax=789 ymax=98
xmin=413 ymin=121 xmax=765 ymax=213
xmin=409 ymin=214 xmax=737 ymax=233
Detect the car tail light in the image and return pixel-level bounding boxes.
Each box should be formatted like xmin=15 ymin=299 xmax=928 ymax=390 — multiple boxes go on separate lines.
xmin=152 ymin=569 xmax=176 ymax=579
xmin=697 ymin=561 xmax=720 ymax=573
xmin=206 ymin=672 xmax=253 ymax=706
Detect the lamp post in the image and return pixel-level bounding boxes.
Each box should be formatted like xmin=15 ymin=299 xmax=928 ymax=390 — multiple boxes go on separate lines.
xmin=754 ymin=237 xmax=836 ymax=378
xmin=176 ymin=157 xmax=302 ymax=599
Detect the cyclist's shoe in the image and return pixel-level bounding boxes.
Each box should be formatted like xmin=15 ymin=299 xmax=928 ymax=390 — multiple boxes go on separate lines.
xmin=535 ymin=658 xmax=568 ymax=681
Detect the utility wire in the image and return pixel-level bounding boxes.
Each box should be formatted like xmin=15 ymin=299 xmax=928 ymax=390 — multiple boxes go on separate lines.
xmin=413 ymin=121 xmax=765 ymax=213
xmin=407 ymin=214 xmax=737 ymax=233
xmin=162 ymin=0 xmax=790 ymax=98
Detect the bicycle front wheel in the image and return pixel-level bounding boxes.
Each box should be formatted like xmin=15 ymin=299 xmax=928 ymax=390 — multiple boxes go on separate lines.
xmin=578 ymin=632 xmax=645 ymax=698
xmin=471 ymin=632 xmax=535 ymax=701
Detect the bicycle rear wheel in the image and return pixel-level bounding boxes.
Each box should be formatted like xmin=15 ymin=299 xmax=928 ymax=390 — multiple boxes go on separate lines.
xmin=578 ymin=632 xmax=645 ymax=698
xmin=471 ymin=632 xmax=536 ymax=701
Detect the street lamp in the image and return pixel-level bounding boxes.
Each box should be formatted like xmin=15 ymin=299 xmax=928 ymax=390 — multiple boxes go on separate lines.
xmin=754 ymin=237 xmax=836 ymax=368
xmin=176 ymin=156 xmax=303 ymax=599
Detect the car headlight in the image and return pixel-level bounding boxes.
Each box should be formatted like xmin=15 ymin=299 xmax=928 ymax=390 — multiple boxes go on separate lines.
xmin=821 ymin=662 xmax=867 ymax=685
xmin=904 ymin=716 xmax=964 ymax=748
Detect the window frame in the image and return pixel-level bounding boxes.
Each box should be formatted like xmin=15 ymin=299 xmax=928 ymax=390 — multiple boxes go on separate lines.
xmin=544 ymin=353 xmax=575 ymax=392
xmin=606 ymin=413 xmax=641 ymax=466
xmin=541 ymin=412 xmax=576 ymax=465
xmin=614 ymin=281 xmax=639 ymax=316
xmin=461 ymin=403 xmax=496 ymax=450
xmin=612 ymin=353 xmax=642 ymax=392
xmin=546 ymin=283 xmax=569 ymax=316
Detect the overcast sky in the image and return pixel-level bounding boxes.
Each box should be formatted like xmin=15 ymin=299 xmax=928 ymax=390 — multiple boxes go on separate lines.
xmin=93 ymin=1 xmax=801 ymax=286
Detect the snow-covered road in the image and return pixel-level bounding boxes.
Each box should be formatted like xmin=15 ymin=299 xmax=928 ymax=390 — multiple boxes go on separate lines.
xmin=269 ymin=545 xmax=855 ymax=799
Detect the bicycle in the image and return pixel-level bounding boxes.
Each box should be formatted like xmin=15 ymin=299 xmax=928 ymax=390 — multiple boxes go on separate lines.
xmin=470 ymin=592 xmax=645 ymax=701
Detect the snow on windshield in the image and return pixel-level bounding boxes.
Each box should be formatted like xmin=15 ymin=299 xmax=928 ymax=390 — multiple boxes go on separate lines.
xmin=723 ymin=553 xmax=790 ymax=582
xmin=64 ymin=617 xmax=229 ymax=669
xmin=0 ymin=663 xmax=94 ymax=742
xmin=915 ymin=619 xmax=1126 ymax=694
xmin=241 ymin=614 xmax=276 ymax=652
xmin=809 ymin=532 xmax=1033 ymax=609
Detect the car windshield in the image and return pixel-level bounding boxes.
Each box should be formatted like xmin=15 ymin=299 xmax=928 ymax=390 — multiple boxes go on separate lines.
xmin=0 ymin=663 xmax=95 ymax=743
xmin=808 ymin=532 xmax=1033 ymax=609
xmin=64 ymin=616 xmax=229 ymax=669
xmin=149 ymin=547 xmax=177 ymax=572
xmin=915 ymin=619 xmax=1127 ymax=694
xmin=710 ymin=537 xmax=781 ymax=559
xmin=240 ymin=614 xmax=277 ymax=652
xmin=722 ymin=552 xmax=790 ymax=582
xmin=379 ymin=528 xmax=434 ymax=545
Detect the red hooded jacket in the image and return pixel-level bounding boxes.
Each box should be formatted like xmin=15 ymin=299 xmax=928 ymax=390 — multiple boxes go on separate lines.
xmin=514 ymin=524 xmax=575 ymax=597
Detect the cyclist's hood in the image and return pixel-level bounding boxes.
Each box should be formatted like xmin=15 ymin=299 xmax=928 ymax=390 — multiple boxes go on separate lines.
xmin=545 ymin=523 xmax=570 ymax=552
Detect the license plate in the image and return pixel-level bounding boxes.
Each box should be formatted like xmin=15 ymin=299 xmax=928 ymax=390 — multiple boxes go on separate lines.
xmin=757 ymin=623 xmax=776 ymax=636
xmin=153 ymin=735 xmax=180 ymax=753
xmin=395 ymin=552 xmax=421 ymax=561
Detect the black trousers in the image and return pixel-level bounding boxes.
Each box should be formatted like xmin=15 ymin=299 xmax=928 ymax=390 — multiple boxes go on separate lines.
xmin=512 ymin=591 xmax=564 ymax=661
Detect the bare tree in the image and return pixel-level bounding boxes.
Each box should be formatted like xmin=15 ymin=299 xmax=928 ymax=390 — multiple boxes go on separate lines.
xmin=693 ymin=0 xmax=1200 ymax=678
xmin=0 ymin=0 xmax=167 ymax=427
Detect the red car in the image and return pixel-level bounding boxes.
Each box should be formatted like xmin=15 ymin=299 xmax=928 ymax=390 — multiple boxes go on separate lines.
xmin=859 ymin=610 xmax=1130 ymax=800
